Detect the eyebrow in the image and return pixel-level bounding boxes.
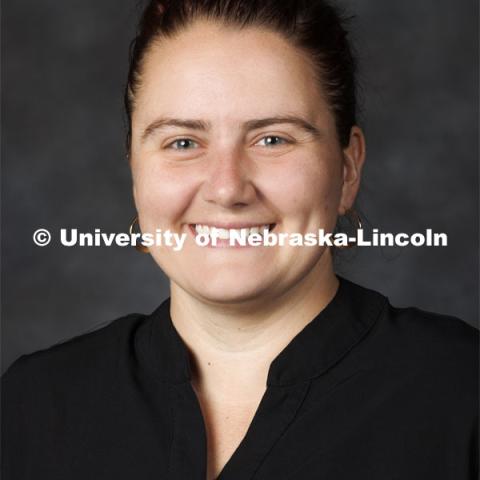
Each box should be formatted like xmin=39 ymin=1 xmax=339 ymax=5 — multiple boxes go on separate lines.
xmin=140 ymin=115 xmax=323 ymax=143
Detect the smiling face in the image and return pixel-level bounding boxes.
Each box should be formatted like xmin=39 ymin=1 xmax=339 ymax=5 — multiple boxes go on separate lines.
xmin=130 ymin=20 xmax=364 ymax=306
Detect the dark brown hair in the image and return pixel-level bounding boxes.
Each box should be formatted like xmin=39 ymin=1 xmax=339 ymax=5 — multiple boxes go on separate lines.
xmin=124 ymin=0 xmax=359 ymax=152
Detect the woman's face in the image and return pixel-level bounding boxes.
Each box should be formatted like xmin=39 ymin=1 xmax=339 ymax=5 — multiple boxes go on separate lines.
xmin=130 ymin=21 xmax=363 ymax=305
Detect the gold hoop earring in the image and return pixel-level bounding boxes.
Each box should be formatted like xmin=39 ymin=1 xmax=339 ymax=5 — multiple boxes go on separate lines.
xmin=129 ymin=216 xmax=149 ymax=253
xmin=335 ymin=209 xmax=363 ymax=249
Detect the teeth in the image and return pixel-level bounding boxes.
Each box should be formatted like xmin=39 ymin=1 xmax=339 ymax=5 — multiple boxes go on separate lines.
xmin=194 ymin=224 xmax=272 ymax=239
xmin=195 ymin=225 xmax=209 ymax=235
xmin=213 ymin=227 xmax=229 ymax=239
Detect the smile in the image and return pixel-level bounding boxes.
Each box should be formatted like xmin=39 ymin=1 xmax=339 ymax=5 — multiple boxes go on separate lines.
xmin=189 ymin=223 xmax=276 ymax=240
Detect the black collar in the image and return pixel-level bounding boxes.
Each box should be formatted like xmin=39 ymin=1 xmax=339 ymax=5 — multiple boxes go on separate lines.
xmin=135 ymin=276 xmax=388 ymax=387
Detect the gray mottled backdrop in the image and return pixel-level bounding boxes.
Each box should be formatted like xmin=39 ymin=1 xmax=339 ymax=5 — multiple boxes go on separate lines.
xmin=2 ymin=0 xmax=478 ymax=372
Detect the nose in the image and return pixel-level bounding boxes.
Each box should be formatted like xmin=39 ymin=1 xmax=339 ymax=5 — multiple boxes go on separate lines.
xmin=201 ymin=148 xmax=257 ymax=208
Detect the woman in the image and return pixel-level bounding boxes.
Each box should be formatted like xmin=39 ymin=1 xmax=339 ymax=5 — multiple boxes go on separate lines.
xmin=2 ymin=0 xmax=478 ymax=479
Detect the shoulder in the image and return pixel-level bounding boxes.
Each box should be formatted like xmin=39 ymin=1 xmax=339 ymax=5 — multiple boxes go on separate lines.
xmin=2 ymin=311 xmax=147 ymax=397
xmin=385 ymin=303 xmax=478 ymax=360
xmin=0 ymin=311 xmax=159 ymax=476
xmin=372 ymin=299 xmax=478 ymax=406
xmin=346 ymin=277 xmax=478 ymax=368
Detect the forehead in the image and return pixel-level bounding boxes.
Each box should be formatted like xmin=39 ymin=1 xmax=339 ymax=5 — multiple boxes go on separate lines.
xmin=134 ymin=20 xmax=329 ymax=124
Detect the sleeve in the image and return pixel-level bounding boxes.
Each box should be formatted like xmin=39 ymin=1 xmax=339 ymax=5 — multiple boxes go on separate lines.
xmin=469 ymin=413 xmax=479 ymax=480
xmin=1 ymin=355 xmax=40 ymax=480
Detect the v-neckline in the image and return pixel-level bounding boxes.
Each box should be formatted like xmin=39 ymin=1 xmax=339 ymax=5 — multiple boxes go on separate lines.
xmin=190 ymin=381 xmax=267 ymax=479
xmin=167 ymin=379 xmax=311 ymax=479
xmin=134 ymin=275 xmax=387 ymax=478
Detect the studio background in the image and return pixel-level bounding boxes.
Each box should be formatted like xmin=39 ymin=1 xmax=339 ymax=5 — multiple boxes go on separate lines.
xmin=2 ymin=0 xmax=478 ymax=372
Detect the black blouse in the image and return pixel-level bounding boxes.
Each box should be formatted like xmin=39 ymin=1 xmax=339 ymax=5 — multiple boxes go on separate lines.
xmin=2 ymin=276 xmax=478 ymax=479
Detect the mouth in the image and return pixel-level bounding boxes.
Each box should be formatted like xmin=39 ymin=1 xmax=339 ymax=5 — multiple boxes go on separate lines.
xmin=188 ymin=223 xmax=277 ymax=243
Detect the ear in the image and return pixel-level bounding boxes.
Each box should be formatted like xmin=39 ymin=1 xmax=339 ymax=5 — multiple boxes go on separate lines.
xmin=338 ymin=126 xmax=366 ymax=216
xmin=132 ymin=182 xmax=138 ymax=209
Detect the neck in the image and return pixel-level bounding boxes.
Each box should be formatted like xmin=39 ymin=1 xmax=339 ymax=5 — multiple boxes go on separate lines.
xmin=170 ymin=255 xmax=339 ymax=399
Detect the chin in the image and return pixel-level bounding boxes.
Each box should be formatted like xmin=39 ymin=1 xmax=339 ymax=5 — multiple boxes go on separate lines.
xmin=188 ymin=274 xmax=274 ymax=306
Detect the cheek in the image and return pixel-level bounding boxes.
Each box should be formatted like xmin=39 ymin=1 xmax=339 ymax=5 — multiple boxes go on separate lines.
xmin=261 ymin=154 xmax=343 ymax=220
xmin=132 ymin=161 xmax=198 ymax=228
